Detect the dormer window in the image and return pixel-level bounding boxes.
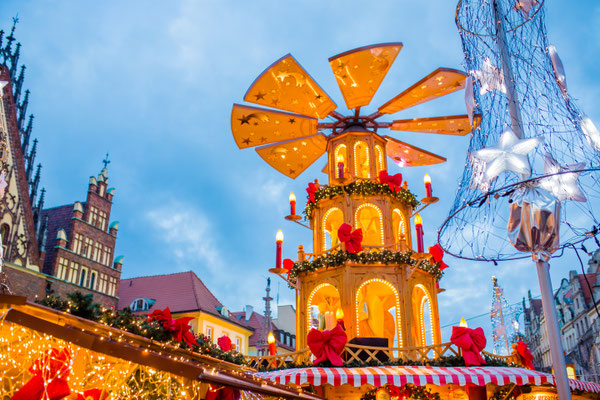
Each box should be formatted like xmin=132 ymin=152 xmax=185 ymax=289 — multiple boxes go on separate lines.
xmin=217 ymin=306 xmax=230 ymax=318
xmin=130 ymin=297 xmax=155 ymax=312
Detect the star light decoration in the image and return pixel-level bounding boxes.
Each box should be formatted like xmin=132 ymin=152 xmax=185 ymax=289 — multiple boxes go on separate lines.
xmin=471 ymin=129 xmax=542 ymax=185
xmin=539 ymin=153 xmax=586 ymax=202
xmin=548 ymin=45 xmax=567 ymax=95
xmin=581 ymin=116 xmax=600 ymax=153
xmin=465 ymin=76 xmax=476 ymax=126
xmin=514 ymin=0 xmax=540 ymax=18
xmin=471 ymin=57 xmax=506 ymax=96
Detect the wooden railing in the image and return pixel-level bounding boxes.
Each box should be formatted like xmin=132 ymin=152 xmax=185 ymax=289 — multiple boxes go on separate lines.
xmin=245 ymin=342 xmax=521 ymax=371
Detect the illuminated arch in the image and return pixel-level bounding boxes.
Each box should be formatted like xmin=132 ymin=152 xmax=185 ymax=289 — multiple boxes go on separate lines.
xmin=353 ymin=141 xmax=370 ymax=178
xmin=413 ymin=284 xmax=435 ymax=346
xmin=374 ymin=145 xmax=384 ymax=175
xmin=307 ymin=283 xmax=341 ymax=333
xmin=322 ymin=207 xmax=344 ymax=251
xmin=334 ymin=144 xmax=347 ymax=178
xmin=355 ymin=278 xmax=402 ymax=347
xmin=392 ymin=209 xmax=407 ymax=244
xmin=355 ymin=203 xmax=383 ymax=247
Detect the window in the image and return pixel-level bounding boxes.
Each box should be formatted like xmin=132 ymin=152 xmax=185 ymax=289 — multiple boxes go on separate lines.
xmin=99 ymin=273 xmax=108 ymax=293
xmin=69 ymin=262 xmax=79 ymax=283
xmin=107 ymin=276 xmax=117 ymax=296
xmin=94 ymin=242 xmax=103 ymax=263
xmin=79 ymin=267 xmax=88 ymax=287
xmin=83 ymin=237 xmax=93 ymax=258
xmin=57 ymin=257 xmax=69 ymax=280
xmin=88 ymin=206 xmax=99 ymax=226
xmin=205 ymin=326 xmax=213 ymax=340
xmin=235 ymin=337 xmax=242 ymax=352
xmin=98 ymin=210 xmax=107 ymax=231
xmin=72 ymin=233 xmax=83 ymax=254
xmin=130 ymin=297 xmax=155 ymax=312
xmin=89 ymin=206 xmax=108 ymax=230
xmin=104 ymin=246 xmax=112 ymax=266
xmin=89 ymin=270 xmax=97 ymax=290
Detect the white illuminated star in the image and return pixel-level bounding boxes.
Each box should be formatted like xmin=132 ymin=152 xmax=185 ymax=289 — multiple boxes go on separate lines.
xmin=548 ymin=45 xmax=567 ymax=94
xmin=539 ymin=153 xmax=586 ymax=202
xmin=471 ymin=57 xmax=506 ymax=95
xmin=465 ymin=76 xmax=476 ymax=126
xmin=514 ymin=0 xmax=539 ymax=18
xmin=472 ymin=129 xmax=542 ymax=181
xmin=581 ymin=116 xmax=600 ymax=153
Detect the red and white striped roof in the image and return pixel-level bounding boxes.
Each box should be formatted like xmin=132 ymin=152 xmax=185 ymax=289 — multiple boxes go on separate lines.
xmin=257 ymin=366 xmax=600 ymax=393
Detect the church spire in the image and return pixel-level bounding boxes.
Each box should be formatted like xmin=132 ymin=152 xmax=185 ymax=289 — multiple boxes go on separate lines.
xmin=261 ymin=278 xmax=274 ymax=351
xmin=26 ymin=138 xmax=37 ymax=182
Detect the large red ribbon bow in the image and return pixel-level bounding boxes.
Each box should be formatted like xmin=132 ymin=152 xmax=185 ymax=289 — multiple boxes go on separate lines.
xmin=10 ymin=347 xmax=72 ymax=400
xmin=307 ymin=324 xmax=348 ymax=366
xmin=76 ymin=389 xmax=109 ymax=400
xmin=148 ymin=307 xmax=173 ymax=329
xmin=515 ymin=341 xmax=534 ymax=370
xmin=428 ymin=244 xmax=448 ymax=270
xmin=217 ymin=335 xmax=232 ymax=352
xmin=148 ymin=308 xmax=198 ymax=349
xmin=337 ymin=223 xmax=363 ymax=254
xmin=306 ymin=182 xmax=318 ymax=204
xmin=450 ymin=326 xmax=487 ymax=366
xmin=378 ymin=171 xmax=403 ymax=193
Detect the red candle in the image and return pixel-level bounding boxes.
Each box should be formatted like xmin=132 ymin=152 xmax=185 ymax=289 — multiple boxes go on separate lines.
xmin=424 ymin=174 xmax=432 ymax=197
xmin=336 ymin=156 xmax=344 ymax=179
xmin=336 ymin=308 xmax=346 ymax=331
xmin=289 ymin=192 xmax=296 ymax=215
xmin=415 ymin=214 xmax=424 ymax=253
xmin=276 ymin=230 xmax=283 ymax=269
xmin=268 ymin=332 xmax=277 ymax=356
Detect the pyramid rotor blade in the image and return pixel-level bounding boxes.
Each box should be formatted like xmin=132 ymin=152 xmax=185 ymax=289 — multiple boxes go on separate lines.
xmin=244 ymin=54 xmax=337 ymax=119
xmin=378 ymin=68 xmax=467 ymax=115
xmin=390 ymin=114 xmax=482 ymax=136
xmin=384 ymin=136 xmax=446 ymax=167
xmin=231 ymin=104 xmax=318 ymax=149
xmin=256 ymin=134 xmax=328 ymax=179
xmin=329 ymin=42 xmax=403 ymax=110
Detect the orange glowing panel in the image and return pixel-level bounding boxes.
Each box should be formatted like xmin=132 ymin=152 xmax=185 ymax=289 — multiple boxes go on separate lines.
xmin=384 ymin=136 xmax=446 ymax=167
xmin=378 ymin=68 xmax=467 ymax=115
xmin=244 ymin=54 xmax=337 ymax=119
xmin=329 ymin=43 xmax=403 ymax=110
xmin=391 ymin=114 xmax=482 ymax=136
xmin=256 ymin=134 xmax=327 ymax=179
xmin=231 ymin=104 xmax=318 ymax=149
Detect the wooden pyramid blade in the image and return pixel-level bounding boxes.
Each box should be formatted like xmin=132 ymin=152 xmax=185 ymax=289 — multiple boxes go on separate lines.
xmin=231 ymin=104 xmax=318 ymax=149
xmin=256 ymin=134 xmax=328 ymax=179
xmin=384 ymin=136 xmax=446 ymax=167
xmin=390 ymin=114 xmax=482 ymax=136
xmin=244 ymin=54 xmax=337 ymax=119
xmin=329 ymin=43 xmax=403 ymax=110
xmin=378 ymin=68 xmax=467 ymax=115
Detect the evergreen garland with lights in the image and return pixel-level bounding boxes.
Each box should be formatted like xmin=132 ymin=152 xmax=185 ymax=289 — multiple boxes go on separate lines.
xmin=288 ymin=249 xmax=444 ymax=285
xmin=304 ymin=181 xmax=419 ymax=221
xmin=361 ymin=384 xmax=441 ymax=400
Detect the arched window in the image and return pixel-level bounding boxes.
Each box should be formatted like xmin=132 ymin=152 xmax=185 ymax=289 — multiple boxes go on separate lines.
xmin=322 ymin=207 xmax=344 ymax=251
xmin=412 ymin=284 xmax=435 ymax=347
xmin=374 ymin=145 xmax=384 ymax=175
xmin=79 ymin=268 xmax=87 ymax=287
xmin=392 ymin=209 xmax=407 ymax=245
xmin=1 ymin=224 xmax=9 ymax=257
xmin=334 ymin=144 xmax=347 ymax=179
xmin=355 ymin=203 xmax=383 ymax=247
xmin=130 ymin=297 xmax=156 ymax=312
xmin=89 ymin=271 xmax=96 ymax=290
xmin=307 ymin=283 xmax=341 ymax=332
xmin=356 ymin=278 xmax=402 ymax=347
xmin=353 ymin=141 xmax=370 ymax=178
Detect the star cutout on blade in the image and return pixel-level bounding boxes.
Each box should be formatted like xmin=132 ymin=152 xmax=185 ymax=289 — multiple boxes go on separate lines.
xmin=254 ymin=92 xmax=266 ymax=100
xmin=472 ymin=128 xmax=542 ymax=181
xmin=288 ymin=169 xmax=296 ymax=175
xmin=238 ymin=115 xmax=251 ymax=125
xmin=471 ymin=57 xmax=506 ymax=95
xmin=539 ymin=153 xmax=586 ymax=202
xmin=242 ymin=138 xmax=251 ymax=145
xmin=288 ymin=118 xmax=296 ymax=124
xmin=260 ymin=136 xmax=267 ymax=143
xmin=514 ymin=0 xmax=539 ymax=18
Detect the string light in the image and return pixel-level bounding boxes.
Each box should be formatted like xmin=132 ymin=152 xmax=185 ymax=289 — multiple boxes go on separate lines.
xmin=353 ymin=141 xmax=370 ymax=178
xmin=306 ymin=283 xmax=338 ymax=333
xmin=355 ymin=278 xmax=403 ymax=347
xmin=355 ymin=203 xmax=384 ymax=246
xmin=334 ymin=144 xmax=347 ymax=178
xmin=322 ymin=207 xmax=343 ymax=251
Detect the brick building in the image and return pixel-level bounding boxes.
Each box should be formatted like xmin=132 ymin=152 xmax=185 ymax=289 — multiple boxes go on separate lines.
xmin=0 ymin=24 xmax=123 ymax=306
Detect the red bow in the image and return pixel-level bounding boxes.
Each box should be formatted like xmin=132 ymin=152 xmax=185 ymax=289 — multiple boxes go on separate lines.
xmin=148 ymin=308 xmax=197 ymax=349
xmin=283 ymin=258 xmax=294 ymax=271
xmin=306 ymin=182 xmax=317 ymax=204
xmin=218 ymin=335 xmax=232 ymax=352
xmin=428 ymin=244 xmax=448 ymax=270
xmin=515 ymin=341 xmax=534 ymax=370
xmin=76 ymin=389 xmax=109 ymax=400
xmin=206 ymin=385 xmax=241 ymax=400
xmin=337 ymin=223 xmax=363 ymax=254
xmin=450 ymin=326 xmax=487 ymax=366
xmin=148 ymin=307 xmax=173 ymax=329
xmin=10 ymin=347 xmax=72 ymax=400
xmin=307 ymin=324 xmax=348 ymax=366
xmin=379 ymin=171 xmax=403 ymax=193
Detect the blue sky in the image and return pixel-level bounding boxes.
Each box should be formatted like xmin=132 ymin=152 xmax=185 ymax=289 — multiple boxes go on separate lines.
xmin=1 ymin=1 xmax=598 ymax=348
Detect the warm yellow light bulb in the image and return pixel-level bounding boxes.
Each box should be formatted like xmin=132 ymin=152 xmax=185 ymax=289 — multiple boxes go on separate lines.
xmin=276 ymin=229 xmax=284 ymax=242
xmin=415 ymin=213 xmax=423 ymax=226
xmin=336 ymin=308 xmax=344 ymax=320
xmin=460 ymin=318 xmax=468 ymax=328
xmin=267 ymin=332 xmax=275 ymax=344
xmin=336 ymin=155 xmax=344 ymax=163
xmin=424 ymin=173 xmax=431 ymax=184
xmin=289 ymin=192 xmax=296 ymax=202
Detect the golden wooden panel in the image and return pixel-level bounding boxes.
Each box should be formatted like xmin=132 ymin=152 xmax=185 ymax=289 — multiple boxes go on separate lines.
xmin=390 ymin=114 xmax=482 ymax=136
xmin=244 ymin=54 xmax=337 ymax=119
xmin=231 ymin=104 xmax=318 ymax=149
xmin=256 ymin=134 xmax=327 ymax=179
xmin=384 ymin=136 xmax=446 ymax=167
xmin=378 ymin=68 xmax=467 ymax=115
xmin=329 ymin=43 xmax=403 ymax=110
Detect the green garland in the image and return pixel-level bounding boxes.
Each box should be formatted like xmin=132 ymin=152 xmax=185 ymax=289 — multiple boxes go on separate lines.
xmin=288 ymin=249 xmax=444 ymax=284
xmin=37 ymin=292 xmax=247 ymax=366
xmin=304 ymin=181 xmax=420 ymax=221
xmin=361 ymin=384 xmax=441 ymax=400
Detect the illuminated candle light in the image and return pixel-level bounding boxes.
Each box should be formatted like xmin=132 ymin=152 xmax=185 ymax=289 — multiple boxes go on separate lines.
xmin=267 ymin=332 xmax=277 ymax=356
xmin=415 ymin=214 xmax=424 ymax=253
xmin=336 ymin=308 xmax=346 ymax=331
xmin=424 ymin=174 xmax=433 ymax=197
xmin=460 ymin=317 xmax=468 ymax=328
xmin=337 ymin=155 xmax=344 ymax=179
xmin=276 ymin=230 xmax=284 ymax=269
xmin=289 ymin=192 xmax=296 ymax=215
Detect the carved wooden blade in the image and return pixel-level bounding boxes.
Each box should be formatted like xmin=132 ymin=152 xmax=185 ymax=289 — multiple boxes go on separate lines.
xmin=231 ymin=104 xmax=318 ymax=149
xmin=384 ymin=136 xmax=446 ymax=167
xmin=329 ymin=43 xmax=403 ymax=110
xmin=244 ymin=54 xmax=337 ymax=119
xmin=256 ymin=134 xmax=328 ymax=179
xmin=378 ymin=68 xmax=467 ymax=115
xmin=390 ymin=114 xmax=482 ymax=136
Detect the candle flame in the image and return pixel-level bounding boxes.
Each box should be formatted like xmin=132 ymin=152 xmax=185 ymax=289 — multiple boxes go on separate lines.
xmin=336 ymin=155 xmax=344 ymax=163
xmin=289 ymin=192 xmax=296 ymax=202
xmin=267 ymin=332 xmax=275 ymax=344
xmin=415 ymin=213 xmax=423 ymax=226
xmin=460 ymin=318 xmax=468 ymax=328
xmin=276 ymin=229 xmax=284 ymax=242
xmin=336 ymin=308 xmax=344 ymax=320
xmin=424 ymin=173 xmax=431 ymax=184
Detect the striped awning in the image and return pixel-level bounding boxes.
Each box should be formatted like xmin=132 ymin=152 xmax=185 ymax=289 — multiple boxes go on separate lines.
xmin=257 ymin=366 xmax=600 ymax=393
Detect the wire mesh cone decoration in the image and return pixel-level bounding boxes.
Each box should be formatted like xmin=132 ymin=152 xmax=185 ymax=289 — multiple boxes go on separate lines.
xmin=439 ymin=0 xmax=600 ymax=262
xmin=231 ymin=43 xmax=482 ymax=179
